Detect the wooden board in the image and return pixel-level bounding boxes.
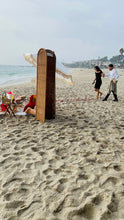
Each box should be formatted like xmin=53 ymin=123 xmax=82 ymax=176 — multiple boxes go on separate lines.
xmin=36 ymin=49 xmax=47 ymax=123
xmin=36 ymin=49 xmax=56 ymax=123
xmin=45 ymin=50 xmax=56 ymax=119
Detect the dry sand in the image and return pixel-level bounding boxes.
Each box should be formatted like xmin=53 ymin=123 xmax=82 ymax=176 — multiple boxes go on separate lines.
xmin=0 ymin=68 xmax=124 ymax=220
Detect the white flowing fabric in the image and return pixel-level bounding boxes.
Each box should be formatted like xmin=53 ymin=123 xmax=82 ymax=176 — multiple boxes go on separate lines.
xmin=23 ymin=53 xmax=74 ymax=85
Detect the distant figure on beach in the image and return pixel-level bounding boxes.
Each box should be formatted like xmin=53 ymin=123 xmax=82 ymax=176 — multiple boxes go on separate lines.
xmin=103 ymin=64 xmax=119 ymax=102
xmin=92 ymin=66 xmax=104 ymax=99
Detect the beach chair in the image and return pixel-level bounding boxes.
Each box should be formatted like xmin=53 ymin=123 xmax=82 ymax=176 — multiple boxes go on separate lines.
xmin=1 ymin=94 xmax=26 ymax=117
xmin=2 ymin=97 xmax=15 ymax=116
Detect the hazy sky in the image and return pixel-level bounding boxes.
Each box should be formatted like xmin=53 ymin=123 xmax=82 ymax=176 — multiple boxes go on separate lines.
xmin=0 ymin=0 xmax=124 ymax=65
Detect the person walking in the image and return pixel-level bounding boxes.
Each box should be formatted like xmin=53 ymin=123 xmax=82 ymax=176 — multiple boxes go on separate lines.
xmin=103 ymin=64 xmax=119 ymax=101
xmin=92 ymin=66 xmax=104 ymax=99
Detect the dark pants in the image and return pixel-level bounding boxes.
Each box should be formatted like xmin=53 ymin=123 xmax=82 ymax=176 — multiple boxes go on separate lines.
xmin=103 ymin=81 xmax=118 ymax=101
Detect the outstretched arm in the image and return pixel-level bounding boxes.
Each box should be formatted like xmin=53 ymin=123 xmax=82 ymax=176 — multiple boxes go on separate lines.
xmin=105 ymin=73 xmax=110 ymax=77
xmin=101 ymin=73 xmax=105 ymax=77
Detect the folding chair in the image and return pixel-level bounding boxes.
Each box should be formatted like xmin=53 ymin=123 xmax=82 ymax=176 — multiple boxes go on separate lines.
xmin=2 ymin=97 xmax=16 ymax=117
xmin=1 ymin=96 xmax=26 ymax=117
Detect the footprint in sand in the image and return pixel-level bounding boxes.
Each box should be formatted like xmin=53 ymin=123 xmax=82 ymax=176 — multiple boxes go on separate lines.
xmin=67 ymin=203 xmax=97 ymax=220
xmin=100 ymin=176 xmax=120 ymax=187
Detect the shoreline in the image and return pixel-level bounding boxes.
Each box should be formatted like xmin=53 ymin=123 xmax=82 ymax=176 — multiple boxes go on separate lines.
xmin=0 ymin=77 xmax=36 ymax=88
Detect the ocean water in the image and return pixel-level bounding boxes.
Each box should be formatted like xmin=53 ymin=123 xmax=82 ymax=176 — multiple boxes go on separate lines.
xmin=0 ymin=65 xmax=36 ymax=87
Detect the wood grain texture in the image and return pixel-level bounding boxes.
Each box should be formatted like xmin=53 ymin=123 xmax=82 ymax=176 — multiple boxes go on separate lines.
xmin=36 ymin=49 xmax=56 ymax=123
xmin=36 ymin=49 xmax=47 ymax=123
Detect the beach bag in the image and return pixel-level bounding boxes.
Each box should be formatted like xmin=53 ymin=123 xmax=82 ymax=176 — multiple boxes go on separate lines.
xmin=1 ymin=91 xmax=7 ymax=111
xmin=1 ymin=104 xmax=6 ymax=111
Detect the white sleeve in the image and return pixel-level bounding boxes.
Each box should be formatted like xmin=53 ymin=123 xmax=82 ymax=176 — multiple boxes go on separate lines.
xmin=105 ymin=73 xmax=110 ymax=77
xmin=113 ymin=70 xmax=119 ymax=80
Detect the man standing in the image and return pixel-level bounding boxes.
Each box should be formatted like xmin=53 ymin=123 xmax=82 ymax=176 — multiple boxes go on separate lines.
xmin=103 ymin=64 xmax=119 ymax=101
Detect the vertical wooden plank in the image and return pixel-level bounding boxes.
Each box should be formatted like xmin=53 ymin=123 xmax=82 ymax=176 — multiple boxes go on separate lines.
xmin=46 ymin=50 xmax=56 ymax=119
xmin=36 ymin=48 xmax=56 ymax=123
xmin=36 ymin=49 xmax=47 ymax=123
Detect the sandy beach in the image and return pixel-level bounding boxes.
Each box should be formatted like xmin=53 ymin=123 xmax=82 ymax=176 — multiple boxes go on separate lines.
xmin=0 ymin=68 xmax=124 ymax=220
